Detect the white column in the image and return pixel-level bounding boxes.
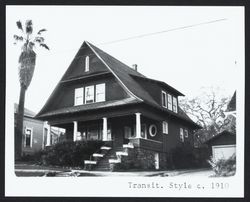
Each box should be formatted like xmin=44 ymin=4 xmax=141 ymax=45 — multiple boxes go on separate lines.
xmin=103 ymin=117 xmax=108 ymax=141
xmin=45 ymin=122 xmax=51 ymax=146
xmin=73 ymin=121 xmax=78 ymax=142
xmin=135 ymin=113 xmax=141 ymax=138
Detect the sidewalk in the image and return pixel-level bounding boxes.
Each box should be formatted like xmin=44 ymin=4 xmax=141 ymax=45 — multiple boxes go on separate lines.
xmin=15 ymin=162 xmax=213 ymax=177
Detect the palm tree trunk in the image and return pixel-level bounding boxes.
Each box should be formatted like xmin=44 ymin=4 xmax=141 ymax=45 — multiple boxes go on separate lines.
xmin=15 ymin=85 xmax=26 ymax=160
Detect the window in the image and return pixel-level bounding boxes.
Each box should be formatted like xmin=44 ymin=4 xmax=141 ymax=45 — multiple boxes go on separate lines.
xmin=85 ymin=56 xmax=89 ymax=72
xmin=85 ymin=85 xmax=94 ymax=104
xmin=168 ymin=94 xmax=172 ymax=110
xmin=184 ymin=129 xmax=189 ymax=138
xmin=180 ymin=128 xmax=184 ymax=142
xmin=162 ymin=121 xmax=168 ymax=134
xmin=96 ymin=83 xmax=105 ymax=102
xmin=149 ymin=124 xmax=157 ymax=137
xmin=25 ymin=127 xmax=32 ymax=147
xmin=173 ymin=97 xmax=178 ymax=113
xmin=162 ymin=91 xmax=167 ymax=108
xmin=74 ymin=87 xmax=84 ymax=106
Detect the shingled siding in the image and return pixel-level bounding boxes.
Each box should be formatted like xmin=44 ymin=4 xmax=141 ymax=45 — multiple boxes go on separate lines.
xmin=62 ymin=42 xmax=109 ymax=80
xmin=46 ymin=76 xmax=129 ymax=111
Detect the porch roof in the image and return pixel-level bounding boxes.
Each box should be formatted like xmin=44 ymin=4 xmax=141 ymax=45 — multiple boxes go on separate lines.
xmin=37 ymin=97 xmax=141 ymax=118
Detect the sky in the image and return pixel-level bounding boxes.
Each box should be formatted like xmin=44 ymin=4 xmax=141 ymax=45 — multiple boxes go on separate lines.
xmin=6 ymin=6 xmax=244 ymax=113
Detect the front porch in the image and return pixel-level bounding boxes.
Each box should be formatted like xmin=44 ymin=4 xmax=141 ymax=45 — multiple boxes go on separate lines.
xmin=47 ymin=113 xmax=163 ymax=152
xmin=45 ymin=112 xmax=166 ymax=171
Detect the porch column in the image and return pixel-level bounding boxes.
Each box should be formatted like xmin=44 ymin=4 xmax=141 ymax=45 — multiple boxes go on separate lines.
xmin=73 ymin=121 xmax=78 ymax=142
xmin=102 ymin=117 xmax=108 ymax=141
xmin=135 ymin=112 xmax=141 ymax=138
xmin=45 ymin=122 xmax=51 ymax=146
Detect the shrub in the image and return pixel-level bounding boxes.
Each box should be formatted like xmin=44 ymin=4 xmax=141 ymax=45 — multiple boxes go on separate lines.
xmin=171 ymin=144 xmax=209 ymax=169
xmin=208 ymin=153 xmax=236 ymax=177
xmin=38 ymin=140 xmax=103 ymax=168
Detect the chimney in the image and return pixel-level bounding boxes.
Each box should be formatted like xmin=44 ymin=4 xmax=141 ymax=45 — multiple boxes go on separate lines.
xmin=132 ymin=64 xmax=138 ymax=71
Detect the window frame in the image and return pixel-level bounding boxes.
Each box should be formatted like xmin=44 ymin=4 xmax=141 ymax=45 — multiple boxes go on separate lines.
xmin=180 ymin=128 xmax=184 ymax=142
xmin=184 ymin=129 xmax=189 ymax=138
xmin=24 ymin=127 xmax=33 ymax=148
xmin=74 ymin=87 xmax=84 ymax=106
xmin=149 ymin=124 xmax=157 ymax=137
xmin=162 ymin=121 xmax=168 ymax=134
xmin=168 ymin=94 xmax=173 ymax=111
xmin=85 ymin=85 xmax=95 ymax=104
xmin=85 ymin=56 xmax=89 ymax=72
xmin=161 ymin=91 xmax=167 ymax=108
xmin=95 ymin=83 xmax=106 ymax=102
xmin=173 ymin=96 xmax=178 ymax=113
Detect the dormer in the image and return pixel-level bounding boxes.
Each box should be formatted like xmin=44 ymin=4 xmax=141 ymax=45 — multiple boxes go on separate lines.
xmin=161 ymin=90 xmax=178 ymax=113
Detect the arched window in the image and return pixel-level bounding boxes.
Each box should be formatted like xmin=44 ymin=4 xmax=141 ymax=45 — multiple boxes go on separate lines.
xmin=85 ymin=56 xmax=89 ymax=72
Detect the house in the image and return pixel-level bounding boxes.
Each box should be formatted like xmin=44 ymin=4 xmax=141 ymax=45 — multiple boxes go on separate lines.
xmin=205 ymin=91 xmax=236 ymax=161
xmin=14 ymin=104 xmax=64 ymax=157
xmin=14 ymin=103 xmax=49 ymax=156
xmin=36 ymin=41 xmax=200 ymax=170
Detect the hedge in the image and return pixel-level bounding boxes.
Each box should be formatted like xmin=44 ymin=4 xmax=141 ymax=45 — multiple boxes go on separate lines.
xmin=38 ymin=140 xmax=104 ymax=168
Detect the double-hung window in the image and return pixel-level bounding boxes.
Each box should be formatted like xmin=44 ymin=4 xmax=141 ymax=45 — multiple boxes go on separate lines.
xmin=95 ymin=83 xmax=105 ymax=102
xmin=168 ymin=94 xmax=172 ymax=110
xmin=162 ymin=91 xmax=167 ymax=108
xmin=184 ymin=129 xmax=189 ymax=138
xmin=85 ymin=85 xmax=94 ymax=104
xmin=25 ymin=127 xmax=33 ymax=148
xmin=173 ymin=97 xmax=178 ymax=113
xmin=162 ymin=121 xmax=168 ymax=134
xmin=180 ymin=128 xmax=184 ymax=142
xmin=74 ymin=87 xmax=84 ymax=106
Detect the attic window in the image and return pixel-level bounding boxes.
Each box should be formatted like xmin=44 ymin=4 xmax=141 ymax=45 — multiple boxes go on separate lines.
xmin=85 ymin=56 xmax=89 ymax=72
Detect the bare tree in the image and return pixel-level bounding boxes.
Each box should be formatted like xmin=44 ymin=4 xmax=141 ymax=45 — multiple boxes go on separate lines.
xmin=180 ymin=87 xmax=230 ymax=142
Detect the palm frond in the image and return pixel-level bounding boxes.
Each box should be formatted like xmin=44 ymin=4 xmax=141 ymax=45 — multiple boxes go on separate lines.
xmin=16 ymin=21 xmax=23 ymax=32
xmin=34 ymin=36 xmax=45 ymax=43
xmin=13 ymin=35 xmax=23 ymax=41
xmin=25 ymin=20 xmax=33 ymax=35
xmin=39 ymin=43 xmax=50 ymax=50
xmin=37 ymin=29 xmax=47 ymax=35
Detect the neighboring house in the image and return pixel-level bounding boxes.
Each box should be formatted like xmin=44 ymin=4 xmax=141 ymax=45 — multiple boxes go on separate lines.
xmin=205 ymin=91 xmax=236 ymax=161
xmin=36 ymin=41 xmax=200 ymax=170
xmin=14 ymin=104 xmax=63 ymax=156
xmin=14 ymin=103 xmax=47 ymax=156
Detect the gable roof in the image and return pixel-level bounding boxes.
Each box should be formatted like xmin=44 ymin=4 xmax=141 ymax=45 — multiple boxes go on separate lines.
xmin=226 ymin=91 xmax=236 ymax=112
xmin=205 ymin=130 xmax=235 ymax=145
xmin=36 ymin=41 xmax=198 ymax=127
xmin=14 ymin=103 xmax=36 ymax=118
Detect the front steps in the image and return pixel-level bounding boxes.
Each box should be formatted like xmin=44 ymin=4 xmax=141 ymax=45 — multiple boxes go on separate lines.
xmin=85 ymin=144 xmax=133 ymax=171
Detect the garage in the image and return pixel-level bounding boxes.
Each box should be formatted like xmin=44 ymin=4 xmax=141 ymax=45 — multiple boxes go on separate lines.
xmin=205 ymin=130 xmax=236 ymax=161
xmin=212 ymin=145 xmax=236 ymax=161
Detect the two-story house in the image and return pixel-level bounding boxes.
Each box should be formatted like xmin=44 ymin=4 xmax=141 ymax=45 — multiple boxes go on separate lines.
xmin=36 ymin=41 xmax=200 ymax=170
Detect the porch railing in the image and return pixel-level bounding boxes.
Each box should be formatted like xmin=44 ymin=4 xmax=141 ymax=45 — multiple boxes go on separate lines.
xmin=129 ymin=138 xmax=163 ymax=152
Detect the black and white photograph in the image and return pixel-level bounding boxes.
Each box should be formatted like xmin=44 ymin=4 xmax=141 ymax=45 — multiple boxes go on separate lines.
xmin=5 ymin=5 xmax=244 ymax=197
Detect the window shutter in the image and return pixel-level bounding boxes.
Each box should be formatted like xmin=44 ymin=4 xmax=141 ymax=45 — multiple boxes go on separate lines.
xmin=168 ymin=94 xmax=172 ymax=110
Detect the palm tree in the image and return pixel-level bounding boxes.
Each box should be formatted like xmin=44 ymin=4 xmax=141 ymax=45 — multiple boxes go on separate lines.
xmin=14 ymin=20 xmax=49 ymax=159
